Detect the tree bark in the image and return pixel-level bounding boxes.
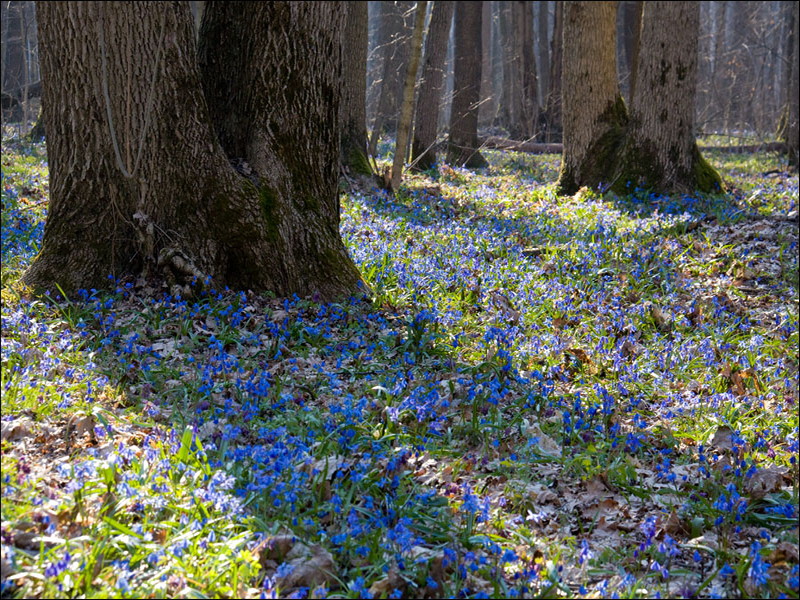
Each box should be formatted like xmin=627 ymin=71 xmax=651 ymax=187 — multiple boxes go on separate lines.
xmin=478 ymin=1 xmax=495 ymax=127
xmin=543 ymin=0 xmax=562 ymax=142
xmin=783 ymin=0 xmax=799 ymax=166
xmin=622 ymin=1 xmax=722 ymax=193
xmin=619 ymin=1 xmax=642 ymax=103
xmin=536 ymin=1 xmax=550 ymax=105
xmin=447 ymin=1 xmax=487 ymax=167
xmin=391 ymin=0 xmax=427 ymax=189
xmin=368 ymin=0 xmax=414 ymax=155
xmin=556 ymin=1 xmax=624 ymax=194
xmin=411 ymin=0 xmax=454 ymax=170
xmin=199 ymin=1 xmax=364 ymax=299
xmin=25 ymin=1 xmax=362 ymax=302
xmin=341 ymin=2 xmax=372 ymax=176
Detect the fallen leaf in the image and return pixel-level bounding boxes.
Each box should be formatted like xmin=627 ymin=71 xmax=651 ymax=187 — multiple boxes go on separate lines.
xmin=744 ymin=466 xmax=787 ymax=499
xmin=525 ymin=423 xmax=562 ymax=458
xmin=275 ymin=544 xmax=337 ymax=591
xmin=1 ymin=418 xmax=33 ymax=442
xmin=709 ymin=425 xmax=733 ymax=451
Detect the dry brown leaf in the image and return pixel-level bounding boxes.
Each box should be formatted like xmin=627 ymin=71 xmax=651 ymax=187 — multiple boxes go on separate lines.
xmin=275 ymin=544 xmax=337 ymax=591
xmin=525 ymin=423 xmax=562 ymax=458
xmin=709 ymin=425 xmax=733 ymax=451
xmin=1 ymin=418 xmax=33 ymax=442
xmin=368 ymin=565 xmax=405 ymax=598
xmin=743 ymin=466 xmax=787 ymax=499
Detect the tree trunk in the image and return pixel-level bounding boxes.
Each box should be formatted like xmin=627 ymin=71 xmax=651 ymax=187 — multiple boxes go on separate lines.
xmin=25 ymin=1 xmax=362 ymax=302
xmin=411 ymin=0 xmax=454 ymax=170
xmin=785 ymin=0 xmax=799 ymax=166
xmin=544 ymin=0 xmax=563 ymax=142
xmin=621 ymin=1 xmax=722 ymax=193
xmin=341 ymin=2 xmax=372 ymax=176
xmin=368 ymin=0 xmax=414 ymax=155
xmin=556 ymin=1 xmax=624 ymax=194
xmin=447 ymin=1 xmax=487 ymax=167
xmin=517 ymin=1 xmax=538 ymax=138
xmin=619 ymin=1 xmax=642 ymax=103
xmin=478 ymin=1 xmax=495 ymax=127
xmin=536 ymin=1 xmax=550 ymax=106
xmin=199 ymin=1 xmax=364 ymax=299
xmin=391 ymin=0 xmax=427 ymax=190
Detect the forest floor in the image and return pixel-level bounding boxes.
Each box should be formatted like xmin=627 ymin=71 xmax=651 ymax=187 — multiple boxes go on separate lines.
xmin=1 ymin=133 xmax=798 ymax=599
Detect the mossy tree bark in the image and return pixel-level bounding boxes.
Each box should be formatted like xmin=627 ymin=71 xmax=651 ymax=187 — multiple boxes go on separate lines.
xmin=198 ymin=1 xmax=364 ymax=300
xmin=341 ymin=2 xmax=372 ymax=177
xmin=621 ymin=1 xmax=722 ymax=193
xmin=411 ymin=0 xmax=454 ymax=171
xmin=25 ymin=1 xmax=363 ymax=302
xmin=557 ymin=1 xmax=721 ymax=195
xmin=556 ymin=1 xmax=624 ymax=195
xmin=447 ymin=1 xmax=487 ymax=168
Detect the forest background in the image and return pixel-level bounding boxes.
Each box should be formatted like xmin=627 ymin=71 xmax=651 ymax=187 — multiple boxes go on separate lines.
xmin=1 ymin=2 xmax=798 ymax=599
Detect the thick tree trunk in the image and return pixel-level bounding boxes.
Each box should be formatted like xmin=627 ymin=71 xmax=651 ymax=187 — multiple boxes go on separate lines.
xmin=341 ymin=2 xmax=372 ymax=176
xmin=25 ymin=1 xmax=362 ymax=302
xmin=25 ymin=2 xmax=258 ymax=295
xmin=621 ymin=1 xmax=722 ymax=193
xmin=391 ymin=0 xmax=427 ymax=190
xmin=368 ymin=0 xmax=414 ymax=155
xmin=199 ymin=1 xmax=363 ymax=299
xmin=447 ymin=1 xmax=487 ymax=167
xmin=544 ymin=0 xmax=562 ymax=142
xmin=411 ymin=0 xmax=454 ymax=170
xmin=556 ymin=2 xmax=624 ymax=194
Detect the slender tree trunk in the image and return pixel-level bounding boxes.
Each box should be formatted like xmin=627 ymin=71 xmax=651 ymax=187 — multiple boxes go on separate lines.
xmin=536 ymin=1 xmax=550 ymax=106
xmin=619 ymin=1 xmax=642 ymax=103
xmin=391 ymin=0 xmax=427 ymax=189
xmin=556 ymin=1 xmax=624 ymax=194
xmin=368 ymin=0 xmax=414 ymax=155
xmin=544 ymin=0 xmax=563 ymax=141
xmin=199 ymin=2 xmax=363 ymax=299
xmin=341 ymin=2 xmax=372 ymax=176
xmin=478 ymin=1 xmax=494 ymax=127
xmin=622 ymin=1 xmax=722 ymax=193
xmin=411 ymin=0 xmax=454 ymax=170
xmin=498 ymin=1 xmax=517 ymax=133
xmin=25 ymin=1 xmax=362 ymax=301
xmin=517 ymin=1 xmax=538 ymax=138
xmin=447 ymin=1 xmax=487 ymax=167
xmin=785 ymin=0 xmax=799 ymax=166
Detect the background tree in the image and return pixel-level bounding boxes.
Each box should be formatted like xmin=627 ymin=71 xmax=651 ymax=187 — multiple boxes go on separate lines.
xmin=543 ymin=0 xmax=562 ymax=141
xmin=341 ymin=2 xmax=372 ymax=177
xmin=618 ymin=0 xmax=642 ymax=103
xmin=411 ymin=0 xmax=454 ymax=170
xmin=447 ymin=1 xmax=487 ymax=167
xmin=25 ymin=1 xmax=362 ymax=301
xmin=498 ymin=1 xmax=538 ymax=140
xmin=368 ymin=0 xmax=414 ymax=156
xmin=556 ymin=1 xmax=623 ymax=194
xmin=391 ymin=0 xmax=427 ymax=190
xmin=784 ymin=0 xmax=799 ymax=165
